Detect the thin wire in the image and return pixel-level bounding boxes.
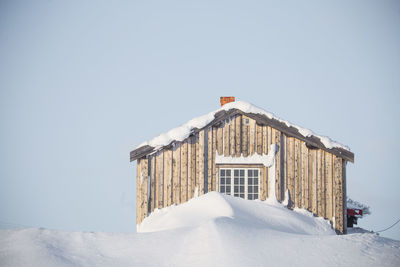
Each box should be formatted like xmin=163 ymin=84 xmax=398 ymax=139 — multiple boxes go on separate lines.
xmin=376 ymin=218 xmax=400 ymax=233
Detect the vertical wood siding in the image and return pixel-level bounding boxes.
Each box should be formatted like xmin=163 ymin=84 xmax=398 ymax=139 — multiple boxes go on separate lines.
xmin=164 ymin=149 xmax=172 ymax=207
xmin=288 ymin=137 xmax=294 ymax=206
xmin=140 ymin=159 xmax=148 ymax=222
xmin=212 ymin=127 xmax=217 ymax=191
xmin=136 ymin=159 xmax=141 ymax=225
xmin=156 ymin=151 xmax=164 ymax=209
xmin=294 ymin=139 xmax=301 ymax=208
xmin=172 ymin=145 xmax=181 ymax=204
xmin=198 ymin=130 xmax=204 ymax=195
xmin=181 ymin=142 xmax=188 ymax=203
xmin=136 ymin=116 xmax=347 ymax=234
xmin=187 ymin=137 xmax=193 ymax=200
xmin=207 ymin=127 xmax=212 ymax=193
xmin=150 ymin=155 xmax=156 ymax=213
xmin=301 ymin=142 xmax=309 ymax=209
xmin=334 ymin=155 xmax=344 ymax=234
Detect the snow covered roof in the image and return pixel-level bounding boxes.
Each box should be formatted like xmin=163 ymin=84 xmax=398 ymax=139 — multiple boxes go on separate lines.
xmin=130 ymin=101 xmax=354 ymax=162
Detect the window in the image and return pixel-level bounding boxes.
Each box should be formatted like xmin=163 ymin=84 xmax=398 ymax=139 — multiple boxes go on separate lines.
xmin=219 ymin=168 xmax=259 ymax=200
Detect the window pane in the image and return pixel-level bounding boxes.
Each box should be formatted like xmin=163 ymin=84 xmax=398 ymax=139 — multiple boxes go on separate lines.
xmin=240 ymin=186 xmax=244 ymax=193
xmin=240 ymin=170 xmax=245 ymax=176
xmin=226 ymin=178 xmax=231 ymax=185
xmin=248 ymin=170 xmax=253 ymax=177
xmin=240 ymin=194 xmax=244 ymax=198
xmin=221 ymin=178 xmax=225 ymax=185
xmin=254 ymin=178 xmax=258 ymax=185
xmin=240 ymin=178 xmax=244 ymax=185
xmin=254 ymin=194 xmax=258 ymax=199
xmin=248 ymin=194 xmax=253 ymax=200
xmin=248 ymin=178 xmax=253 ymax=185
xmin=248 ymin=187 xmax=253 ymax=193
xmin=221 ymin=170 xmax=225 ymax=176
xmin=234 ymin=178 xmax=239 ymax=185
xmin=254 ymin=186 xmax=258 ymax=193
xmin=254 ymin=170 xmax=259 ymax=177
xmin=234 ymin=170 xmax=239 ymax=177
xmin=220 ymin=186 xmax=225 ymax=193
xmin=234 ymin=186 xmax=238 ymax=193
xmin=226 ymin=186 xmax=231 ymax=193
xmin=226 ymin=170 xmax=231 ymax=176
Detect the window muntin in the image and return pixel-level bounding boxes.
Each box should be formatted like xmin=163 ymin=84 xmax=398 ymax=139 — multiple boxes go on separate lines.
xmin=219 ymin=169 xmax=231 ymax=195
xmin=247 ymin=169 xmax=259 ymax=200
xmin=219 ymin=168 xmax=259 ymax=200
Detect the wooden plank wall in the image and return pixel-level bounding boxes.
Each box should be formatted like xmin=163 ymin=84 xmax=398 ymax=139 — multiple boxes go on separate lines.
xmin=150 ymin=156 xmax=156 ymax=213
xmin=140 ymin=159 xmax=148 ymax=223
xmin=155 ymin=151 xmax=163 ymax=209
xmin=136 ymin=116 xmax=347 ymax=234
xmin=164 ymin=149 xmax=172 ymax=206
xmin=172 ymin=145 xmax=180 ymax=204
xmin=334 ymin=155 xmax=345 ymax=234
xmin=181 ymin=142 xmax=188 ymax=203
xmin=301 ymin=142 xmax=309 ymax=210
xmin=136 ymin=159 xmax=141 ymax=225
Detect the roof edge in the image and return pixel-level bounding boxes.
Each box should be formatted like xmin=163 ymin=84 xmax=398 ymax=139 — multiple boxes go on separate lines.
xmin=130 ymin=109 xmax=354 ymax=163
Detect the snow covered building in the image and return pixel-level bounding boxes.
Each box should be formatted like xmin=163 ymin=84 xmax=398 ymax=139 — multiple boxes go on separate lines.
xmin=130 ymin=97 xmax=354 ymax=234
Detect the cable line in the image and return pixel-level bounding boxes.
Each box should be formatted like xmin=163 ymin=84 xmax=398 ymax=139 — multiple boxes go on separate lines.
xmin=376 ymin=218 xmax=400 ymax=233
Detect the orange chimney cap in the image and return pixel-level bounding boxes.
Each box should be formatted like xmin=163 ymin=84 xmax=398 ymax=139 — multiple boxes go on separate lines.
xmin=220 ymin=96 xmax=235 ymax=107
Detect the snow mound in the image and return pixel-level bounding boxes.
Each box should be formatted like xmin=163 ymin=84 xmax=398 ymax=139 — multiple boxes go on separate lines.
xmin=138 ymin=192 xmax=234 ymax=232
xmin=139 ymin=192 xmax=335 ymax=235
xmin=1 ymin=192 xmax=399 ymax=267
xmin=136 ymin=100 xmax=350 ymax=151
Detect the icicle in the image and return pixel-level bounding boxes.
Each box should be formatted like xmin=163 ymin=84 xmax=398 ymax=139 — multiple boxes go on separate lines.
xmin=266 ymin=144 xmax=279 ymax=205
xmin=282 ymin=189 xmax=290 ymax=206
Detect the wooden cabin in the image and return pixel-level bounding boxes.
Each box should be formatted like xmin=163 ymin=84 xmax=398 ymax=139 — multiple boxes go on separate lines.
xmin=130 ymin=97 xmax=354 ymax=234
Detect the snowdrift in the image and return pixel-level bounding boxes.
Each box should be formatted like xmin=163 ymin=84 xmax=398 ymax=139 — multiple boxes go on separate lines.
xmin=138 ymin=192 xmax=334 ymax=235
xmin=1 ymin=192 xmax=399 ymax=267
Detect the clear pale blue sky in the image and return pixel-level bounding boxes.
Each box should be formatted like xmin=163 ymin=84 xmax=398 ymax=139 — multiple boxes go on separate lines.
xmin=1 ymin=0 xmax=399 ymax=240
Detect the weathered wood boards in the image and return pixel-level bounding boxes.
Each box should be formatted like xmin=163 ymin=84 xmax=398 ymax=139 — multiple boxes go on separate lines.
xmin=135 ymin=116 xmax=349 ymax=234
xmin=301 ymin=142 xmax=309 ymax=209
xmin=181 ymin=142 xmax=188 ymax=203
xmin=140 ymin=158 xmax=148 ymax=222
xmin=287 ymin=137 xmax=294 ymax=206
xmin=198 ymin=130 xmax=205 ymax=195
xmin=155 ymin=151 xmax=164 ymax=209
xmin=172 ymin=145 xmax=181 ymax=204
xmin=164 ymin=149 xmax=172 ymax=206
xmin=334 ymin=155 xmax=345 ymax=234
xmin=136 ymin=159 xmax=141 ymax=225
xmin=150 ymin=156 xmax=156 ymax=213
xmin=294 ymin=139 xmax=301 ymax=208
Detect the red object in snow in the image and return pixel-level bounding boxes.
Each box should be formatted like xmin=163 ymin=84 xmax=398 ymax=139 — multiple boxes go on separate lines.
xmin=347 ymin=208 xmax=363 ymax=217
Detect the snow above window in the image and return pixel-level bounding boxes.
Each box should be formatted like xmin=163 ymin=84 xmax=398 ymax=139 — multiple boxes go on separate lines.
xmin=215 ymin=151 xmax=275 ymax=167
xmin=135 ymin=100 xmax=350 ymax=151
xmin=217 ymin=144 xmax=279 ymax=204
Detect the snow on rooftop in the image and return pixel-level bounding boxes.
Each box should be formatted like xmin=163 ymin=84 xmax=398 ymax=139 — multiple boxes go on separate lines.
xmin=136 ymin=100 xmax=350 ymax=151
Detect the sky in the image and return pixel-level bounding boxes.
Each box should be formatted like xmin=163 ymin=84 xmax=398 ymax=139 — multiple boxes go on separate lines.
xmin=1 ymin=0 xmax=399 ymax=240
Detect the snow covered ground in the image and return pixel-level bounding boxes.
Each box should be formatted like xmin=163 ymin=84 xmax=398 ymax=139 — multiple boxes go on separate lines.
xmin=1 ymin=192 xmax=399 ymax=266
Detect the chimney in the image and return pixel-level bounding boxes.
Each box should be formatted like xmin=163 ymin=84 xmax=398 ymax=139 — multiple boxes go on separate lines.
xmin=220 ymin=96 xmax=235 ymax=107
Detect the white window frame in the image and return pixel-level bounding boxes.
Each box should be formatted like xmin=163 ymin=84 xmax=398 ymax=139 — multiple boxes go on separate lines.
xmin=218 ymin=168 xmax=260 ymax=200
